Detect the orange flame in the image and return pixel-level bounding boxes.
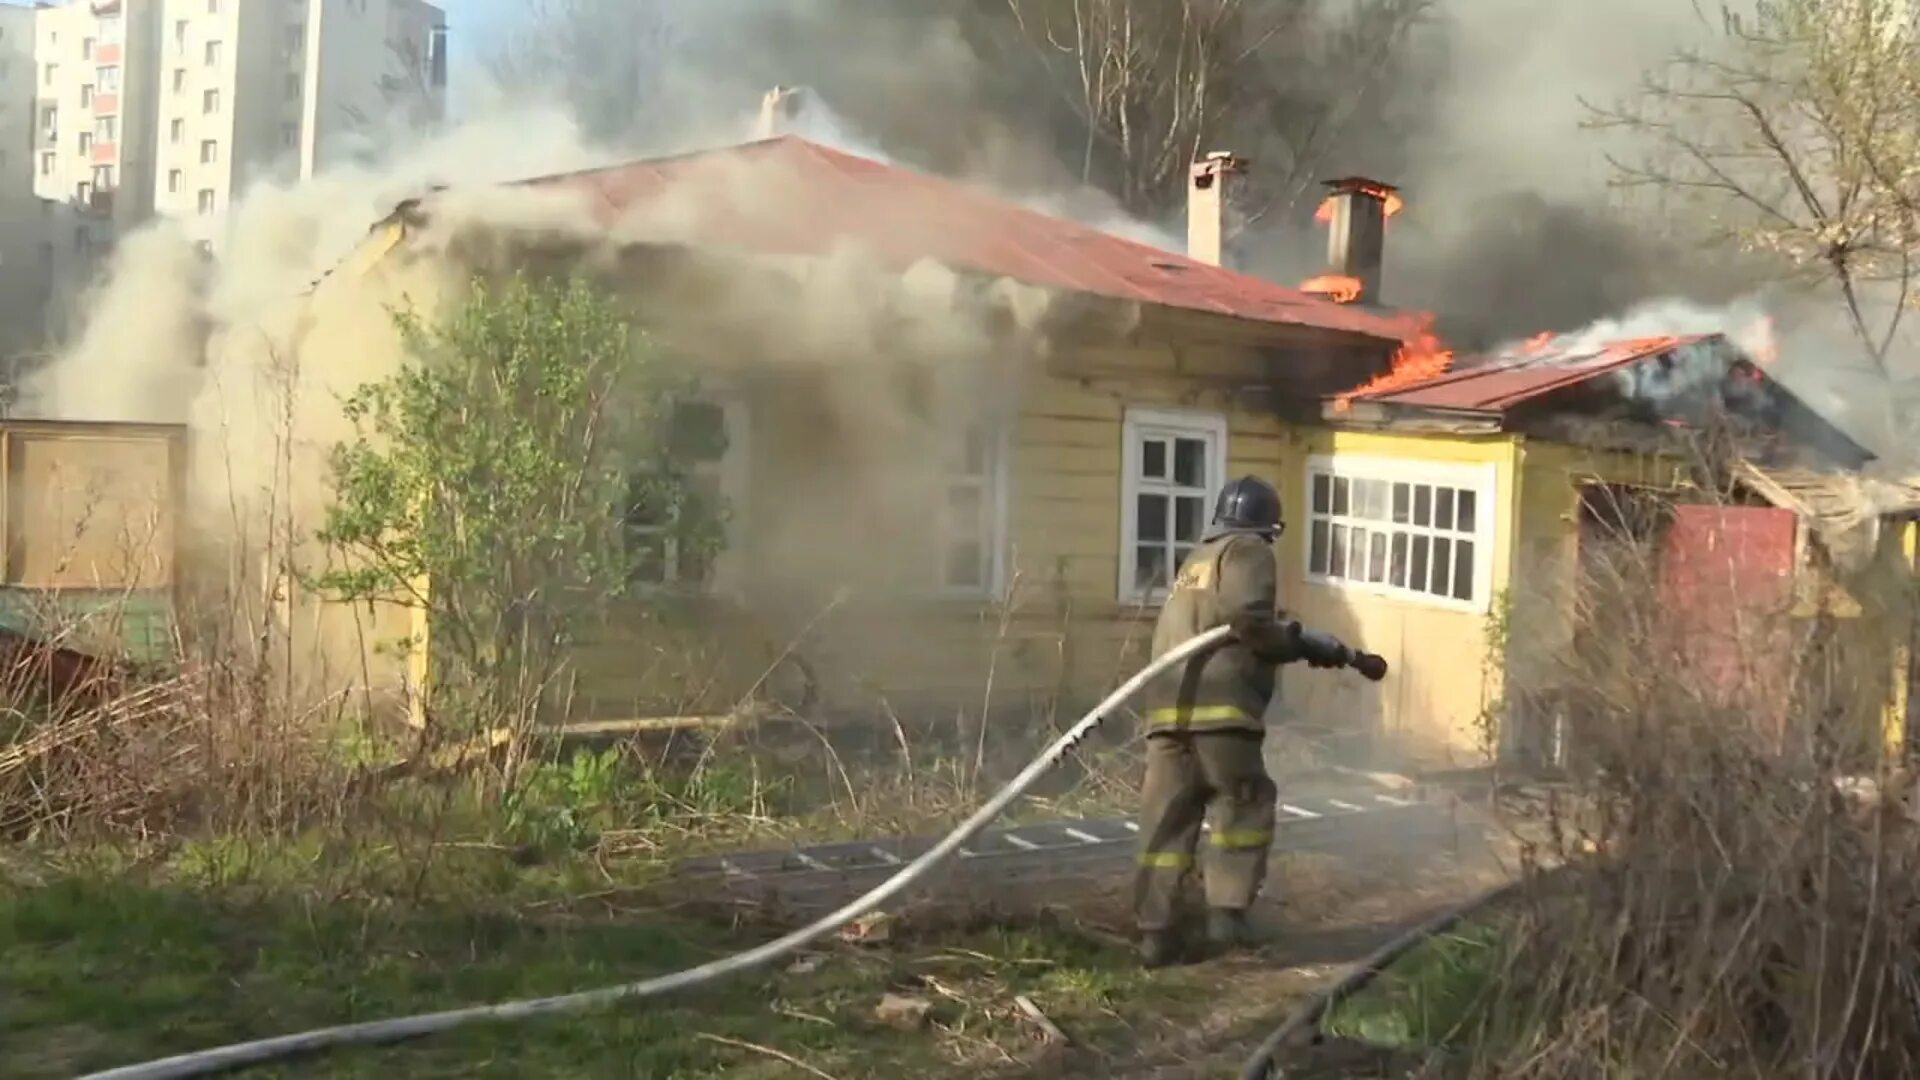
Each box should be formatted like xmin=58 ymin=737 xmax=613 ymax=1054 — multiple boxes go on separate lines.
xmin=1331 ymin=314 xmax=1455 ymax=413
xmin=1314 ymin=183 xmax=1406 ymax=223
xmin=1299 ymin=274 xmax=1363 ymax=303
xmin=1519 ymin=331 xmax=1556 ymax=355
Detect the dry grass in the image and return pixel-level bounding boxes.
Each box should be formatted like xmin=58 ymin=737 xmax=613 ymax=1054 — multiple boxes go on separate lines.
xmin=1440 ymin=493 xmax=1920 ymax=1079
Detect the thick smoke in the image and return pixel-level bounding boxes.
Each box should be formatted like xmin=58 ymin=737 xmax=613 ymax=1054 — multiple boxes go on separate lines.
xmin=21 ymin=62 xmax=1064 ymax=712
xmin=483 ymin=2 xmax=1781 ymax=345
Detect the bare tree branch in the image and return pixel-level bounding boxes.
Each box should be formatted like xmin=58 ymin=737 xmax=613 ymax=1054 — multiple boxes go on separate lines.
xmin=1592 ymin=0 xmax=1920 ymax=378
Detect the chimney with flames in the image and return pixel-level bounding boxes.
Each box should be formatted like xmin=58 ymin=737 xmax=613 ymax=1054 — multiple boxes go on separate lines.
xmin=1188 ymin=152 xmax=1247 ymax=267
xmin=757 ymin=85 xmax=808 ymax=138
xmin=1305 ymin=176 xmax=1401 ymax=306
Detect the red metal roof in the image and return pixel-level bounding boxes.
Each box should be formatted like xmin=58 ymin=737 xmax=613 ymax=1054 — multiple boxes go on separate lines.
xmin=504 ymin=135 xmax=1416 ymax=343
xmin=1354 ymin=334 xmax=1719 ymax=413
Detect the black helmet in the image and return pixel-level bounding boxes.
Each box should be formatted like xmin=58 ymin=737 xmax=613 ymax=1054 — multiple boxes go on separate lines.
xmin=1213 ymin=475 xmax=1283 ymax=535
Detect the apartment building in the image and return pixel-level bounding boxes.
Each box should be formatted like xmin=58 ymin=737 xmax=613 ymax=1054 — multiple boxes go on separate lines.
xmin=26 ymin=0 xmax=445 ymax=238
xmin=0 ymin=4 xmax=50 ymax=363
xmin=153 ymin=0 xmax=447 ymax=226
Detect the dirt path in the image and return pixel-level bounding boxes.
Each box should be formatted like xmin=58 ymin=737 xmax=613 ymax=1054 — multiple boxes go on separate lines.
xmin=1045 ymin=806 xmax=1519 ymax=1079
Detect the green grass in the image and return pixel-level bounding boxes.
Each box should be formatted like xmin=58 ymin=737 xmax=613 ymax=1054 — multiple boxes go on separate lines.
xmin=0 ymin=839 xmax=1180 ymax=1079
xmin=0 ymin=740 xmax=1168 ymax=1078
xmin=1322 ymin=922 xmax=1506 ymax=1052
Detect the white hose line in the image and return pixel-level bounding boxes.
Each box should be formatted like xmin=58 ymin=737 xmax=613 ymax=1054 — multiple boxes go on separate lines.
xmin=81 ymin=626 xmax=1235 ymax=1080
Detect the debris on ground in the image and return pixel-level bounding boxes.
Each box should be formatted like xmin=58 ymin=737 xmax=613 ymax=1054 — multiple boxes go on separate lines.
xmin=841 ymin=910 xmax=893 ymax=945
xmin=874 ymin=992 xmax=933 ymax=1030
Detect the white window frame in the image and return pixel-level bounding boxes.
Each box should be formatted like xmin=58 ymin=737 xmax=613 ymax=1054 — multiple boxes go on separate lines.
xmin=1303 ymin=454 xmax=1497 ymax=613
xmin=936 ymin=420 xmax=1011 ymax=599
xmin=625 ymin=394 xmax=750 ymax=596
xmin=1118 ymin=407 xmax=1229 ymax=605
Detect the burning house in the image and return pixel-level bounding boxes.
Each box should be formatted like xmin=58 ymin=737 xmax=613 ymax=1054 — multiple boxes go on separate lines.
xmin=293 ymin=109 xmax=1913 ymax=771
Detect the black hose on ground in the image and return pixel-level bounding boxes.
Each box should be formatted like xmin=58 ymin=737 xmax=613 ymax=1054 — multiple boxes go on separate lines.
xmin=1237 ymin=871 xmax=1549 ymax=1080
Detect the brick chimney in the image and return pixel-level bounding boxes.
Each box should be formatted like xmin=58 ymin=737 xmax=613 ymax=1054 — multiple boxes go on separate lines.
xmin=1321 ymin=176 xmax=1398 ymax=304
xmin=756 ymin=86 xmax=807 ymax=139
xmin=1187 ymin=152 xmax=1247 ymax=267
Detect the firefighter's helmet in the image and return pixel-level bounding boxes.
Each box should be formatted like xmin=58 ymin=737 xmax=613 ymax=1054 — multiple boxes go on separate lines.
xmin=1212 ymin=475 xmax=1283 ymax=535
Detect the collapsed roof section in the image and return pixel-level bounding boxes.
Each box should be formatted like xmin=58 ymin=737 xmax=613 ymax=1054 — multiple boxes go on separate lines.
xmin=1331 ymin=332 xmax=1874 ymax=469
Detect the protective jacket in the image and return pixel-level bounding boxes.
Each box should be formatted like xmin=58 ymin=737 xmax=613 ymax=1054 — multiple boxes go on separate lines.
xmin=1142 ymin=531 xmax=1296 ymax=734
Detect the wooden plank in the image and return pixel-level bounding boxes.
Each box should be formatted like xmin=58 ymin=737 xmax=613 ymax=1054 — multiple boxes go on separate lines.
xmin=1015 ymin=415 xmax=1118 ymax=450
xmin=1012 ymin=443 xmax=1121 ymax=476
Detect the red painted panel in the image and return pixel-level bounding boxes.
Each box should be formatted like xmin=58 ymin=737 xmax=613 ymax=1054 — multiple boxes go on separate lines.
xmin=93 ymin=93 xmax=118 ymax=116
xmin=1660 ymin=505 xmax=1797 ymax=739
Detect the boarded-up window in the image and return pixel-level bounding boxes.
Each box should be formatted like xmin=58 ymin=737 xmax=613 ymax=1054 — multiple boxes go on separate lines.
xmin=8 ymin=433 xmax=176 ymax=589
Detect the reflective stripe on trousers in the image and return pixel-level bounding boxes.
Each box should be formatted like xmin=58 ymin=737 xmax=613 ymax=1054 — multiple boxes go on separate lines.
xmin=1132 ymin=731 xmax=1279 ymax=930
xmin=1144 ymin=705 xmax=1258 ymax=729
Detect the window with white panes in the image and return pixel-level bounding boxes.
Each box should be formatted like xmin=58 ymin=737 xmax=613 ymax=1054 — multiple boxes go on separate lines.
xmin=1305 ymin=457 xmax=1495 ymax=610
xmin=1120 ymin=408 xmax=1227 ymax=602
xmin=938 ymin=422 xmax=1006 ymax=595
xmin=625 ymin=398 xmax=746 ymax=591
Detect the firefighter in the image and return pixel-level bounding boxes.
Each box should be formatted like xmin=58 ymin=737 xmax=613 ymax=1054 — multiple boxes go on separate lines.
xmin=1133 ymin=474 xmax=1342 ymax=967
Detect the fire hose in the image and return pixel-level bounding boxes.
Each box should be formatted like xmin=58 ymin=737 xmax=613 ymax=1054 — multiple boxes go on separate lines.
xmin=82 ymin=622 xmax=1385 ymax=1080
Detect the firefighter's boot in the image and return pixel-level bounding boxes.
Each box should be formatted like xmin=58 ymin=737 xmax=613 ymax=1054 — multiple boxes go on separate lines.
xmin=1206 ymin=907 xmax=1260 ymax=951
xmin=1138 ymin=928 xmax=1181 ymax=968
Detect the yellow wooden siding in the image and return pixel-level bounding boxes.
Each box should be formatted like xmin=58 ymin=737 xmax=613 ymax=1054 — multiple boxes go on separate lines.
xmin=1885 ymin=520 xmax=1917 ymax=758
xmin=567 ymin=341 xmax=1288 ymax=722
xmin=1267 ymin=429 xmax=1520 ymax=765
xmin=290 ymin=231 xmax=459 ymax=724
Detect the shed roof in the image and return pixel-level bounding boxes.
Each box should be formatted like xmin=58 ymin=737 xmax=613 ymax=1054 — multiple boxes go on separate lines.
xmin=503 ymin=135 xmax=1417 ymax=344
xmin=1353 ymin=335 xmax=1715 ymax=414
xmin=1341 ymin=331 xmax=1874 ymax=468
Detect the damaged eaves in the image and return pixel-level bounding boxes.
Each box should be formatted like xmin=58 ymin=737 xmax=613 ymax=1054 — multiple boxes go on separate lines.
xmin=1736 ymin=459 xmax=1920 ymax=571
xmin=1325 ymin=332 xmax=1875 ymax=471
